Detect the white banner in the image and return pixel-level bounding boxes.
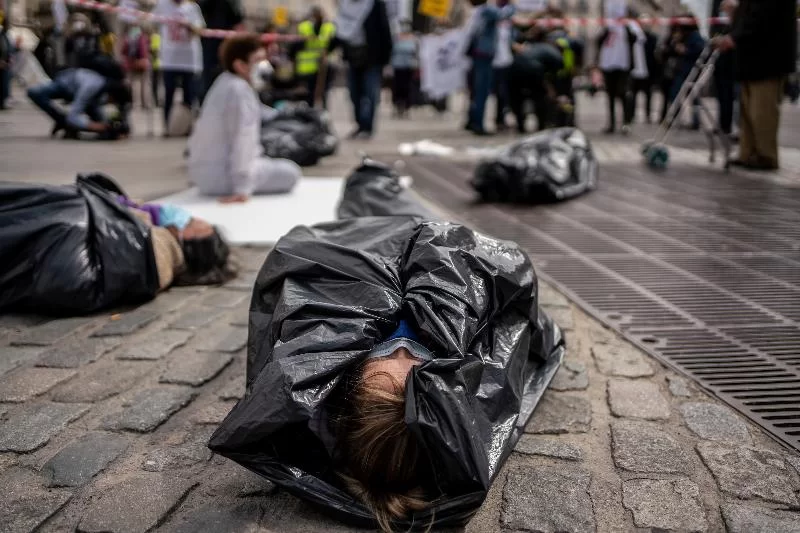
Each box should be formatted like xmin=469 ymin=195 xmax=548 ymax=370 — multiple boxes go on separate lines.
xmin=419 ymin=29 xmax=470 ymax=100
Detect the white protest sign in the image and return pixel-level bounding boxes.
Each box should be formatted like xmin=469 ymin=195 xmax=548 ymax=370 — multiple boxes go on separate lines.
xmin=420 ymin=28 xmax=470 ymax=100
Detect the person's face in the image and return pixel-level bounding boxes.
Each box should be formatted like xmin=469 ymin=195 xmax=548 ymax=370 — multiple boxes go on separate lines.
xmin=362 ymin=347 xmax=425 ymax=391
xmin=234 ymin=47 xmax=267 ymax=84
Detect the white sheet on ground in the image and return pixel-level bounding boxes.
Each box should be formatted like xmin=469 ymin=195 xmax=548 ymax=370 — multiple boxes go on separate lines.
xmin=155 ymin=177 xmax=345 ymax=245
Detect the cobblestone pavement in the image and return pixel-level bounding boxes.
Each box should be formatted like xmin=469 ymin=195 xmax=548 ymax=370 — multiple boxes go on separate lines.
xmin=2 ymin=89 xmax=800 ymax=532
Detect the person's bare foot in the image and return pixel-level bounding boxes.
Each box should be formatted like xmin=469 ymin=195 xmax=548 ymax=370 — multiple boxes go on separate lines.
xmin=218 ymin=194 xmax=249 ymax=204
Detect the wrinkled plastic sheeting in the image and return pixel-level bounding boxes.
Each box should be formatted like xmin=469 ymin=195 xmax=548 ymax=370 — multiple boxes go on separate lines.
xmin=261 ymin=106 xmax=339 ymax=167
xmin=209 ymin=162 xmax=565 ymax=529
xmin=472 ymin=127 xmax=599 ymax=203
xmin=0 ymin=175 xmax=160 ymax=315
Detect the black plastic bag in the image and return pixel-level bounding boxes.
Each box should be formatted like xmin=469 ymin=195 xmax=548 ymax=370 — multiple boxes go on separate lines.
xmin=261 ymin=106 xmax=339 ymax=167
xmin=209 ymin=161 xmax=565 ymax=529
xmin=0 ymin=174 xmax=160 ymax=315
xmin=472 ymin=127 xmax=599 ymax=203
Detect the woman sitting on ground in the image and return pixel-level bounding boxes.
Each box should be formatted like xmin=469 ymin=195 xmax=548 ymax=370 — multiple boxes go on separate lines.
xmin=188 ymin=35 xmax=301 ymax=204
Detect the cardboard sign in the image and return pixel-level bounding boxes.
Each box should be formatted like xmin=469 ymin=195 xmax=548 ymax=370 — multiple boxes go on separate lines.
xmin=418 ymin=0 xmax=451 ymax=19
xmin=420 ymin=28 xmax=469 ymax=99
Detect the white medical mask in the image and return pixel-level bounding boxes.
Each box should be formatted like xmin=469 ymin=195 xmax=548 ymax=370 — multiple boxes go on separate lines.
xmin=249 ymin=60 xmax=272 ymax=91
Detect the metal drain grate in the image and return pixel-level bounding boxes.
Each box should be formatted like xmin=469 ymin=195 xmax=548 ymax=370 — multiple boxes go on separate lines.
xmin=402 ymin=156 xmax=800 ymax=452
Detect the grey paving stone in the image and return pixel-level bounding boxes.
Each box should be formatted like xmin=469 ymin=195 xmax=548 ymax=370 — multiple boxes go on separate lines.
xmin=0 ymin=367 xmax=76 ymax=402
xmin=76 ymin=473 xmax=197 ymax=533
xmin=198 ymin=327 xmax=248 ymax=354
xmin=36 ymin=337 xmax=122 ymax=368
xmin=668 ymin=375 xmax=693 ymax=397
xmin=169 ymin=309 xmax=225 ymax=330
xmin=225 ymin=271 xmax=258 ymax=291
xmin=543 ymin=306 xmax=574 ymax=331
xmin=549 ymin=360 xmax=589 ymax=391
xmin=142 ymin=427 xmax=214 ymax=472
xmin=697 ymin=442 xmax=799 ymax=505
xmin=721 ymin=502 xmax=800 ymax=533
xmin=193 ymin=401 xmax=236 ymax=425
xmin=0 ymin=467 xmax=72 ymax=533
xmin=592 ymin=342 xmax=655 ymax=378
xmin=201 ymin=291 xmax=248 ymax=309
xmin=680 ymin=402 xmax=751 ymax=444
xmin=612 ymin=420 xmax=690 ymax=474
xmin=0 ymin=314 xmax=47 ymax=329
xmin=607 ymin=379 xmax=670 ymax=420
xmin=12 ymin=317 xmax=95 ymax=346
xmin=229 ymin=316 xmax=249 ymax=328
xmin=101 ymin=387 xmax=196 ymax=433
xmin=51 ymin=360 xmax=152 ymax=403
xmin=141 ymin=290 xmax=195 ymax=314
xmin=160 ymin=352 xmax=234 ymax=387
xmin=41 ymin=432 xmax=129 ymax=487
xmin=622 ymin=478 xmax=707 ymax=531
xmin=502 ymin=467 xmax=594 ymax=533
xmin=116 ymin=330 xmax=194 ymax=360
xmin=514 ymin=435 xmax=583 ymax=461
xmin=0 ymin=403 xmax=90 ymax=452
xmin=0 ymin=346 xmax=46 ymax=377
xmin=218 ymin=378 xmax=245 ymax=401
xmin=538 ymin=284 xmax=571 ymax=308
xmin=164 ymin=501 xmax=262 ymax=533
xmin=787 ymin=454 xmax=800 ymax=476
xmin=526 ymin=393 xmax=591 ymax=434
xmin=92 ymin=309 xmax=159 ymax=337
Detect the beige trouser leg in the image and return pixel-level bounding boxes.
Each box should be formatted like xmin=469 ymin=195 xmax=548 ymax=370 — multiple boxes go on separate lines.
xmin=739 ymin=78 xmax=784 ymax=168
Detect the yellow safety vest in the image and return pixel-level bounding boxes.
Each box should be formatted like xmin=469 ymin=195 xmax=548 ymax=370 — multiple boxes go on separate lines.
xmin=296 ymin=20 xmax=336 ymax=76
xmin=556 ymin=37 xmax=575 ymax=77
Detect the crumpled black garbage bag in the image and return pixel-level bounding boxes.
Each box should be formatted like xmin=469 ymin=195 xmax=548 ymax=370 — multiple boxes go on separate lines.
xmin=472 ymin=127 xmax=599 ymax=203
xmin=261 ymin=106 xmax=339 ymax=167
xmin=209 ymin=162 xmax=565 ymax=529
xmin=0 ymin=174 xmax=160 ymax=315
xmin=336 ymin=158 xmax=440 ymax=220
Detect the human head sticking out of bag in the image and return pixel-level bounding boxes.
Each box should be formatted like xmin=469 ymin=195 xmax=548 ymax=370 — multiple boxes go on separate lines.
xmin=335 ymin=322 xmax=436 ymax=532
xmin=172 ymin=218 xmax=235 ymax=286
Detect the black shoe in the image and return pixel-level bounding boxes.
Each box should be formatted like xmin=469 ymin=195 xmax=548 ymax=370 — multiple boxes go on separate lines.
xmin=63 ymin=128 xmax=80 ymax=140
xmin=471 ymin=128 xmax=493 ymax=137
xmin=51 ymin=122 xmax=65 ymax=137
xmin=603 ymin=126 xmax=616 ymax=134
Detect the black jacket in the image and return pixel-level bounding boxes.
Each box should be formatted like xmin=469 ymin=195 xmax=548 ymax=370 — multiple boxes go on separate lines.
xmin=731 ymin=0 xmax=797 ymax=81
xmin=333 ymin=0 xmax=393 ymax=68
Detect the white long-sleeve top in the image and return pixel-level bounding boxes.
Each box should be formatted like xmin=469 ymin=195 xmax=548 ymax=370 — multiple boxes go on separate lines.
xmin=189 ymin=72 xmax=268 ymax=196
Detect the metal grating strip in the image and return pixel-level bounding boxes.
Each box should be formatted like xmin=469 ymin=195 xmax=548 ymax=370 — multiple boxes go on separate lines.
xmin=403 ymin=156 xmax=800 ymax=453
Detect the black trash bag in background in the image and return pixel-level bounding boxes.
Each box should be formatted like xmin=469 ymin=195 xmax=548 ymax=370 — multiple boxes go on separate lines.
xmin=472 ymin=127 xmax=599 ymax=203
xmin=336 ymin=158 xmax=440 ymax=220
xmin=209 ymin=163 xmax=565 ymax=529
xmin=261 ymin=106 xmax=339 ymax=167
xmin=0 ymin=174 xmax=160 ymax=315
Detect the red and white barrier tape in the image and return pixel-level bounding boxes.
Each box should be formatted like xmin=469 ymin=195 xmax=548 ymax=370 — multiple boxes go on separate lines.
xmin=64 ymin=0 xmax=305 ymax=41
xmin=528 ymin=16 xmax=732 ymax=28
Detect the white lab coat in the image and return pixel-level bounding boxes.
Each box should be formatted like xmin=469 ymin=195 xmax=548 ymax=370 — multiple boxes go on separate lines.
xmin=188 ymin=72 xmax=300 ymax=197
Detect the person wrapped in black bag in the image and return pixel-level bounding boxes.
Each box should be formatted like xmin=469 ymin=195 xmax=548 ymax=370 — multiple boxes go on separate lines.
xmin=209 ymin=159 xmax=565 ymax=531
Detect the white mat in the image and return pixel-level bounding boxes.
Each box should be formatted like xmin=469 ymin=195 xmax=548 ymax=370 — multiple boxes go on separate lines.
xmin=155 ymin=177 xmax=345 ymax=245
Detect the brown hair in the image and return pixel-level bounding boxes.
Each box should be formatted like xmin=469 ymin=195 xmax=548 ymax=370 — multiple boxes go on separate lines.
xmin=337 ymin=371 xmax=431 ymax=532
xmin=219 ymin=35 xmax=264 ymax=73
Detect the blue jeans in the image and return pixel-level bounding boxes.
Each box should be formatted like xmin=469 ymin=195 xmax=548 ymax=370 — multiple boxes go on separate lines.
xmin=347 ymin=65 xmax=382 ymax=133
xmin=162 ymin=70 xmax=198 ymax=127
xmin=28 ymin=80 xmax=103 ymax=128
xmin=0 ymin=68 xmax=10 ymax=108
xmin=469 ymin=58 xmax=494 ymax=130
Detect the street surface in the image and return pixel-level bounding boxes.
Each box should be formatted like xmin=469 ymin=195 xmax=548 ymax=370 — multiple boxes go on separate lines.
xmin=1 ymin=89 xmax=800 ymax=532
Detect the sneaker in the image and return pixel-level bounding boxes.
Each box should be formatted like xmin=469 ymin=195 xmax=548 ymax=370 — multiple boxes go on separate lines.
xmin=603 ymin=126 xmax=616 ymax=134
xmin=621 ymin=124 xmax=631 ymax=135
xmin=471 ymin=128 xmax=493 ymax=137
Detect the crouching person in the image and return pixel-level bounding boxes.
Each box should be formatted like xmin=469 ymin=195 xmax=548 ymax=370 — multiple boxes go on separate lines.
xmin=27 ymin=65 xmax=132 ymax=140
xmin=189 ymin=35 xmax=301 ymax=204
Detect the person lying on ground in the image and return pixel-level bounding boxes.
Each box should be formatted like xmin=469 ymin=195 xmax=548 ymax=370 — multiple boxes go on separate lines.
xmin=188 ymin=35 xmax=302 ymax=204
xmin=26 ymin=63 xmax=132 ymax=139
xmin=0 ymin=174 xmax=237 ymax=315
xmin=209 ymin=160 xmax=564 ymax=532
